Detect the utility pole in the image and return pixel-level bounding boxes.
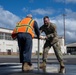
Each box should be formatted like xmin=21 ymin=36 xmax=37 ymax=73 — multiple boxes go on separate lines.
xmin=63 ymin=0 xmax=66 ymax=45
xmin=63 ymin=14 xmax=66 ymax=45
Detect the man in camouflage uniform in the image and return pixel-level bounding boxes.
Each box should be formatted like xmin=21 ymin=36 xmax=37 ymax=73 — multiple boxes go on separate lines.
xmin=39 ymin=16 xmax=65 ymax=73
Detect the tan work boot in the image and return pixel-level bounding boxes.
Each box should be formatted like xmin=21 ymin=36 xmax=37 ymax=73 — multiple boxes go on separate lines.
xmin=39 ymin=62 xmax=46 ymax=69
xmin=59 ymin=67 xmax=66 ymax=74
xmin=22 ymin=63 xmax=34 ymax=71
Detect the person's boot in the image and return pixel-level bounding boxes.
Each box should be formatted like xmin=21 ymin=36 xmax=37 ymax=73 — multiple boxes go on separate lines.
xmin=22 ymin=63 xmax=34 ymax=71
xmin=59 ymin=67 xmax=66 ymax=74
xmin=39 ymin=62 xmax=46 ymax=69
xmin=59 ymin=61 xmax=66 ymax=73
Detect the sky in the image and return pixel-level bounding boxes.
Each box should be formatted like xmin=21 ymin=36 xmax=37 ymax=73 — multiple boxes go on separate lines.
xmin=0 ymin=0 xmax=76 ymax=44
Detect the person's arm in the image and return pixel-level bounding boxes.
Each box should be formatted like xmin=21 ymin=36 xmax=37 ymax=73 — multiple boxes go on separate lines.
xmin=34 ymin=21 xmax=40 ymax=38
xmin=39 ymin=26 xmax=43 ymax=34
xmin=39 ymin=25 xmax=47 ymax=40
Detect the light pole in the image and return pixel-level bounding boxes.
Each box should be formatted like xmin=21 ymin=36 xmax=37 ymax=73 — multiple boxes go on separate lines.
xmin=63 ymin=14 xmax=66 ymax=45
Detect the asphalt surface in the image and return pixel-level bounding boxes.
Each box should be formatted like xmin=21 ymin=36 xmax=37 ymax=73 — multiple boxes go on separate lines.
xmin=0 ymin=55 xmax=76 ymax=75
xmin=0 ymin=55 xmax=76 ymax=64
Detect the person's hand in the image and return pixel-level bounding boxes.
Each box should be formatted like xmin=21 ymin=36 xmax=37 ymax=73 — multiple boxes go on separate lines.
xmin=39 ymin=36 xmax=43 ymax=39
xmin=44 ymin=36 xmax=48 ymax=40
xmin=39 ymin=36 xmax=47 ymax=40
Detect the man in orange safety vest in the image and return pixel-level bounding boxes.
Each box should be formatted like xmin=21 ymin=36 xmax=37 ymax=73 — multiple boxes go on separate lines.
xmin=12 ymin=14 xmax=41 ymax=71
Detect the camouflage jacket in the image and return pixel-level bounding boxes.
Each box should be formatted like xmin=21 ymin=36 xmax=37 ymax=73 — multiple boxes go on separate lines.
xmin=39 ymin=22 xmax=58 ymax=44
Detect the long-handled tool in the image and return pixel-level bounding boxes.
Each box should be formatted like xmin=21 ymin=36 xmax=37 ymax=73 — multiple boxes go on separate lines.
xmin=37 ymin=38 xmax=40 ymax=71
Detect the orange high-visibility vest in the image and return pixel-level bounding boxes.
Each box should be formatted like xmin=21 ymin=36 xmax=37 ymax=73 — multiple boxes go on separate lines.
xmin=12 ymin=18 xmax=35 ymax=38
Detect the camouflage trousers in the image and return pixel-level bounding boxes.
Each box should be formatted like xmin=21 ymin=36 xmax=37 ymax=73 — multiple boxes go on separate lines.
xmin=42 ymin=41 xmax=63 ymax=63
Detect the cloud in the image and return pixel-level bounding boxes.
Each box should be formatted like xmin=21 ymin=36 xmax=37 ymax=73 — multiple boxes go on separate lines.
xmin=65 ymin=19 xmax=76 ymax=31
xmin=53 ymin=9 xmax=76 ymax=44
xmin=0 ymin=7 xmax=21 ymax=29
xmin=31 ymin=8 xmax=54 ymax=15
xmin=66 ymin=31 xmax=76 ymax=44
xmin=55 ymin=0 xmax=76 ymax=4
xmin=65 ymin=9 xmax=76 ymax=19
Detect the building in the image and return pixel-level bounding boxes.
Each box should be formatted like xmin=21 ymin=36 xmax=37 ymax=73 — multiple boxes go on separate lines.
xmin=66 ymin=43 xmax=76 ymax=54
xmin=0 ymin=27 xmax=18 ymax=55
xmin=0 ymin=27 xmax=66 ymax=55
